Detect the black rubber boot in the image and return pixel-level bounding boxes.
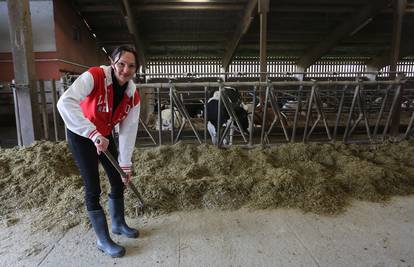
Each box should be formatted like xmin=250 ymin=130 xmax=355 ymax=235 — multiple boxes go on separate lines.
xmin=88 ymin=209 xmax=126 ymax=257
xmin=109 ymin=197 xmax=139 ymax=238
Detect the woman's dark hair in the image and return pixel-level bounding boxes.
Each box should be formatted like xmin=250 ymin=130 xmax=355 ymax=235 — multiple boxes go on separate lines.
xmin=110 ymin=45 xmax=139 ymax=70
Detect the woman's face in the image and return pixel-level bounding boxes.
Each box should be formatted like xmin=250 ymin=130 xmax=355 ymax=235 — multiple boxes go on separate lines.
xmin=111 ymin=51 xmax=137 ymax=86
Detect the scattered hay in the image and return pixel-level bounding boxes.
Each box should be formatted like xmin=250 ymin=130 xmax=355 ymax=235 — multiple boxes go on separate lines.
xmin=1 ymin=140 xmax=414 ymax=233
xmin=0 ymin=141 xmax=84 ymax=233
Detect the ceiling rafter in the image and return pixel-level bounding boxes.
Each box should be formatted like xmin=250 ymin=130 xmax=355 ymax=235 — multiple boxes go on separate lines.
xmin=296 ymin=0 xmax=393 ymax=71
xmin=69 ymin=0 xmax=414 ymax=59
xmin=119 ymin=0 xmax=147 ymax=67
xmin=222 ymin=0 xmax=258 ymax=70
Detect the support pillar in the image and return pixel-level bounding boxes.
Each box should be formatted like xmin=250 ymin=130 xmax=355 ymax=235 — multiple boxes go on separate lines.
xmin=390 ymin=0 xmax=406 ymax=135
xmin=258 ymin=0 xmax=268 ymax=103
xmin=7 ymin=0 xmax=41 ymax=145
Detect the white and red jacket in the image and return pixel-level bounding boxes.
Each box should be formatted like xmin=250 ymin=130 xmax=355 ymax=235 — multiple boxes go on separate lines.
xmin=57 ymin=65 xmax=140 ymax=172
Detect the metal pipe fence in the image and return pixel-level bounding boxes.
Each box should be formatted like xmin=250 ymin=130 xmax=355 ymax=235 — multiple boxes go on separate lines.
xmin=58 ymin=72 xmax=414 ymax=147
xmin=134 ymin=76 xmax=413 ymax=146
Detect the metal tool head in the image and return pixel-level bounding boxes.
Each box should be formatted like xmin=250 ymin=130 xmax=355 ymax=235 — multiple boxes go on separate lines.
xmin=133 ymin=201 xmax=145 ymax=216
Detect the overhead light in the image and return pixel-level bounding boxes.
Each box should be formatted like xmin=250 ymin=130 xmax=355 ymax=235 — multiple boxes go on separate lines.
xmin=102 ymin=47 xmax=107 ymax=54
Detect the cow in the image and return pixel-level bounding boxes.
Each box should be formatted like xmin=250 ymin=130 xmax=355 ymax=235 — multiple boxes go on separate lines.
xmin=206 ymin=87 xmax=249 ymax=145
xmin=155 ymin=106 xmax=183 ymax=130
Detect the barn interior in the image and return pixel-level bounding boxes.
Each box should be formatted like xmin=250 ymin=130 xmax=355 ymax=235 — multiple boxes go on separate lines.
xmin=1 ymin=0 xmax=414 ymax=266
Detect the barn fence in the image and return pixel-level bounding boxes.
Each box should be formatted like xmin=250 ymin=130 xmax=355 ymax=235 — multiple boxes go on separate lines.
xmin=3 ymin=69 xmax=414 ymax=147
xmin=134 ymin=75 xmax=414 ymax=147
xmin=1 ymin=79 xmax=65 ymax=147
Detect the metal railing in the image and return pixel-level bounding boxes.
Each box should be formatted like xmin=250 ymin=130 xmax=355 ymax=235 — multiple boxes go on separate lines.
xmin=60 ymin=72 xmax=414 ymax=147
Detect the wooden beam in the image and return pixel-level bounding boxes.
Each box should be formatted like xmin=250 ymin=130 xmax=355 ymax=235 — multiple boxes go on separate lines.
xmin=7 ymin=0 xmax=41 ymax=146
xmin=297 ymin=0 xmax=392 ymax=72
xmin=119 ymin=0 xmax=147 ymax=68
xmin=222 ymin=0 xmax=258 ymax=70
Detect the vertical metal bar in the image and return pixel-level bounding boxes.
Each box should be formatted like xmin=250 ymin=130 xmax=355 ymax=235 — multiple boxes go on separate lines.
xmin=12 ymin=84 xmax=23 ymax=146
xmin=171 ymin=90 xmax=202 ymax=144
xmin=358 ymin=86 xmax=371 ymax=141
xmin=204 ymin=86 xmax=208 ymax=143
xmin=221 ymin=90 xmax=247 ymax=143
xmin=169 ymin=85 xmax=174 ymax=144
xmin=217 ymin=82 xmax=223 ymax=147
xmin=260 ymin=85 xmax=270 ymax=145
xmin=303 ymin=84 xmax=316 ymax=142
xmin=291 ymin=85 xmax=303 ymax=142
xmin=383 ymin=84 xmax=402 ymax=138
xmin=349 ymin=114 xmax=363 ymax=138
xmin=157 ymin=87 xmax=162 ymax=146
xmin=174 ymin=117 xmax=186 ymax=143
xmin=219 ymin=121 xmax=232 ymax=145
xmin=139 ymin=117 xmax=157 ymax=145
xmin=390 ymin=75 xmax=404 ymax=135
xmin=39 ymin=80 xmax=49 ymax=140
xmin=51 ymin=79 xmax=59 ymax=141
xmin=59 ymin=76 xmax=68 ymax=141
xmin=404 ymin=111 xmax=414 ymax=139
xmin=248 ymin=86 xmax=257 ymax=146
xmin=373 ymin=85 xmax=391 ymax=137
xmin=315 ymin=87 xmax=331 ymax=141
xmin=333 ymin=85 xmax=347 ymax=141
xmin=343 ymin=84 xmax=360 ymax=143
xmin=269 ymin=89 xmax=289 ymax=141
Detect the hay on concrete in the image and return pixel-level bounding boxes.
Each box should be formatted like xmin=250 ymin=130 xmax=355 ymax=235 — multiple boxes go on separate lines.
xmin=2 ymin=140 xmax=414 ymax=233
xmin=129 ymin=141 xmax=414 ymax=216
xmin=0 ymin=141 xmax=84 ymax=232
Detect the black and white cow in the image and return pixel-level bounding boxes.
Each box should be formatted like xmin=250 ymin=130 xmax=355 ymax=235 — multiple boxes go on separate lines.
xmin=206 ymin=87 xmax=249 ymax=144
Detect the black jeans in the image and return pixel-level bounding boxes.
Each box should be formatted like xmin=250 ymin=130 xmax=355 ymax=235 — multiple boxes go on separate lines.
xmin=67 ymin=129 xmax=124 ymax=211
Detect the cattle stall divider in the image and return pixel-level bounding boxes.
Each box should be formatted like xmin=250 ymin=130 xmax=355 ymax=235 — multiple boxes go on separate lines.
xmin=8 ymin=78 xmax=65 ymax=145
xmin=58 ymin=72 xmax=414 ymax=147
xmin=137 ymin=75 xmax=412 ymax=147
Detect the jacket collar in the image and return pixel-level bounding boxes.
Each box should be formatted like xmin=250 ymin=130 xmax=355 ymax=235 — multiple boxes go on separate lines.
xmin=101 ymin=65 xmax=113 ymax=85
xmin=100 ymin=65 xmax=135 ymax=97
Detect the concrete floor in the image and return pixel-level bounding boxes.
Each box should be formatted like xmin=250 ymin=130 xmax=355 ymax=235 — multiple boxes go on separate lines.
xmin=1 ymin=196 xmax=414 ymax=267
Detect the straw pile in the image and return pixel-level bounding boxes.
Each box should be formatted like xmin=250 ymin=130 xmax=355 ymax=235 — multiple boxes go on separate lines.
xmin=1 ymin=140 xmax=414 ymax=233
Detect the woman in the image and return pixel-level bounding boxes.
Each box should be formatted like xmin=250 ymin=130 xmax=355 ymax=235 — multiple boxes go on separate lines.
xmin=57 ymin=46 xmax=140 ymax=257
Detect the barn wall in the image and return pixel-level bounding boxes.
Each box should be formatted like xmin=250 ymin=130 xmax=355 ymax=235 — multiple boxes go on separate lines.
xmin=53 ymin=0 xmax=107 ymax=75
xmin=0 ymin=0 xmax=106 ymax=82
